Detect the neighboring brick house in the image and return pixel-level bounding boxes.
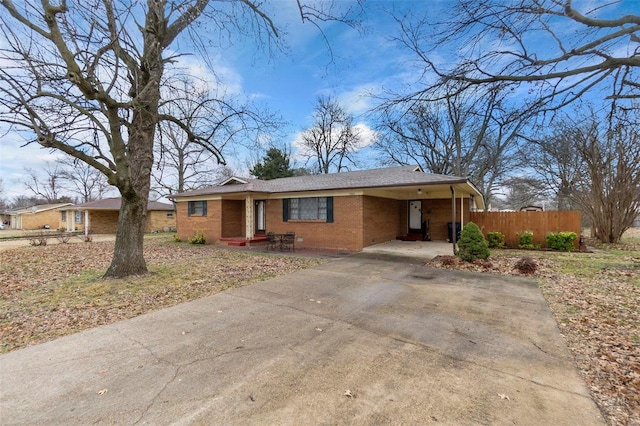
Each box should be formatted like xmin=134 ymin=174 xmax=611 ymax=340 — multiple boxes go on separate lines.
xmin=59 ymin=197 xmax=175 ymax=234
xmin=169 ymin=166 xmax=485 ymax=252
xmin=7 ymin=203 xmax=74 ymax=230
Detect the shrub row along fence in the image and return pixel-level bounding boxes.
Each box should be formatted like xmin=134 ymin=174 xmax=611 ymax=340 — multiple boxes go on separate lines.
xmin=469 ymin=210 xmax=582 ymax=249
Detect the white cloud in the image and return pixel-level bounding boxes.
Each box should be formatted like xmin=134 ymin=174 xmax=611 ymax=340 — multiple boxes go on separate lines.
xmin=353 ymin=122 xmax=378 ymax=149
xmin=337 ymin=84 xmax=378 ymax=116
xmin=167 ymin=53 xmax=245 ymax=97
xmin=0 ymin=135 xmax=65 ymax=200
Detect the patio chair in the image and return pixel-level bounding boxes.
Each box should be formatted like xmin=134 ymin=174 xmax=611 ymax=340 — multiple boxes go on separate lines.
xmin=266 ymin=232 xmax=278 ymax=250
xmin=281 ymin=231 xmax=295 ymax=251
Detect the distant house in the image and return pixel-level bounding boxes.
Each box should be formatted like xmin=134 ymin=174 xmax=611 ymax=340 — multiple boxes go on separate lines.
xmin=519 ymin=205 xmax=544 ymax=212
xmin=7 ymin=203 xmax=74 ymax=230
xmin=169 ymin=166 xmax=485 ymax=251
xmin=59 ymin=197 xmax=175 ymax=234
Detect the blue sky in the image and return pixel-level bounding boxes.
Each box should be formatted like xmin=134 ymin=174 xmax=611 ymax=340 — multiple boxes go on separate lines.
xmin=1 ymin=0 xmax=429 ymax=201
xmin=0 ymin=0 xmax=634 ymax=202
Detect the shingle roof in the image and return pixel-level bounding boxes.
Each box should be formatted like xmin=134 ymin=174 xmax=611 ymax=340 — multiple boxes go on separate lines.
xmin=9 ymin=203 xmax=74 ymax=215
xmin=170 ymin=166 xmax=469 ymax=198
xmin=70 ymin=197 xmax=174 ymax=211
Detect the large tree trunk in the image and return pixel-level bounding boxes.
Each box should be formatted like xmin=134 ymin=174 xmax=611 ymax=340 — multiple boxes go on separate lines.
xmin=102 ymin=2 xmax=162 ymax=278
xmin=105 ymin=194 xmax=148 ymax=277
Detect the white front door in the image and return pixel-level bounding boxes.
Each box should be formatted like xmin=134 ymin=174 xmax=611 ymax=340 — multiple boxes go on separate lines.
xmin=409 ymin=200 xmax=422 ymax=231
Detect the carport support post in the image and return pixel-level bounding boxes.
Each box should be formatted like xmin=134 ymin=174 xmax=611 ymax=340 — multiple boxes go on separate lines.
xmin=460 ymin=195 xmax=464 ymax=230
xmin=450 ymin=186 xmax=456 ymax=254
xmin=84 ymin=210 xmax=89 ymax=237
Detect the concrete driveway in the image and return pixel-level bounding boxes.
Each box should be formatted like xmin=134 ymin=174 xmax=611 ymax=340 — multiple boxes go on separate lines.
xmin=0 ymin=253 xmax=603 ymax=425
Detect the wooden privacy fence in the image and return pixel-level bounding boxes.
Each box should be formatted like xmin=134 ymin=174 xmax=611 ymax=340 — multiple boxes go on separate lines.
xmin=469 ymin=211 xmax=582 ymax=249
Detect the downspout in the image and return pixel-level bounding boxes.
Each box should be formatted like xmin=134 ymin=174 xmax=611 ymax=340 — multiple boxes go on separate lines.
xmin=450 ymin=186 xmax=456 ymax=254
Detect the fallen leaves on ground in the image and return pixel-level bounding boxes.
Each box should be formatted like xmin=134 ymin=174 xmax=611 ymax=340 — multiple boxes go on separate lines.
xmin=427 ymin=248 xmax=640 ymax=426
xmin=0 ymin=237 xmax=321 ymax=355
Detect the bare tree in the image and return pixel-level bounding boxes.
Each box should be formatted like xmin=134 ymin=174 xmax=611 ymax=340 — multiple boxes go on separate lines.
xmin=23 ymin=163 xmax=66 ymax=203
xmin=375 ymin=83 xmax=527 ymax=209
xmin=0 ymin=0 xmax=359 ymax=278
xmin=0 ymin=177 xmax=7 ymax=211
xmin=300 ymin=96 xmax=362 ymax=174
xmin=153 ymin=77 xmax=280 ymax=196
xmin=532 ymin=106 xmax=640 ymax=243
xmin=212 ymin=165 xmax=238 ymax=183
xmin=403 ymin=0 xmax=640 ymax=110
xmin=57 ymin=156 xmax=112 ymax=203
xmin=500 ymin=176 xmax=550 ymax=211
xmin=10 ymin=195 xmax=48 ymax=209
xmin=154 ymin=123 xmax=218 ymax=196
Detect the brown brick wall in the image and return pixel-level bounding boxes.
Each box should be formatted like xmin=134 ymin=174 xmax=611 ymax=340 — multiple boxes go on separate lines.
xmin=21 ymin=210 xmax=63 ymax=230
xmin=421 ymin=198 xmax=469 ymax=241
xmin=265 ymin=195 xmax=364 ymax=251
xmin=175 ymin=200 xmax=222 ymax=243
xmin=221 ymin=200 xmax=244 ymax=238
xmin=146 ymin=210 xmax=176 ymax=233
xmin=89 ymin=211 xmax=119 ymax=233
xmin=362 ymin=196 xmax=403 ymax=246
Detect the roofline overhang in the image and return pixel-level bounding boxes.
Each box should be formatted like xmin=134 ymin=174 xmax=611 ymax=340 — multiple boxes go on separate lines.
xmin=168 ymin=178 xmax=483 ymax=201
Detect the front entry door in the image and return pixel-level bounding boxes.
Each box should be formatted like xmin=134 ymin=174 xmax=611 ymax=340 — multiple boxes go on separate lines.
xmin=254 ymin=200 xmax=266 ymax=234
xmin=408 ymin=200 xmax=422 ymax=232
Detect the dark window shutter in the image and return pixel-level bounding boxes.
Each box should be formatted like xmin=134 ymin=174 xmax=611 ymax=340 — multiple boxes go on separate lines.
xmin=188 ymin=201 xmax=192 ymax=216
xmin=326 ymin=197 xmax=333 ymax=223
xmin=283 ymin=199 xmax=289 ymax=222
xmin=202 ymin=201 xmax=207 ymax=216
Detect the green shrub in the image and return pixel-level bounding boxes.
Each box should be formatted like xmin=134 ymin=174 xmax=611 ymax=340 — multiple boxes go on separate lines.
xmin=514 ymin=257 xmax=537 ymax=275
xmin=173 ymin=234 xmax=182 ymax=243
xmin=188 ymin=231 xmax=206 ymax=244
xmin=456 ymin=222 xmax=490 ymax=262
xmin=546 ymin=232 xmax=577 ymax=251
xmin=517 ymin=230 xmax=536 ymax=249
xmin=486 ymin=231 xmax=506 ymax=248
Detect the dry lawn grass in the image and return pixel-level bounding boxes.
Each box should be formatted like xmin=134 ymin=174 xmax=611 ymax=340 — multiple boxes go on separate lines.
xmin=0 ymin=235 xmax=322 ymax=354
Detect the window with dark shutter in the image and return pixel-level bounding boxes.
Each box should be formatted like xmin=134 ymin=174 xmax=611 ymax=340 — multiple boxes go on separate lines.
xmin=285 ymin=197 xmax=333 ymax=222
xmin=282 ymin=199 xmax=289 ymax=222
xmin=188 ymin=201 xmax=207 ymax=216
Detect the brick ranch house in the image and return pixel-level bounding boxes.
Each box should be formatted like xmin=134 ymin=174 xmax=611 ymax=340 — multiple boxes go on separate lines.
xmin=169 ymin=166 xmax=485 ymax=252
xmin=59 ymin=197 xmax=176 ymax=234
xmin=6 ymin=203 xmax=74 ymax=230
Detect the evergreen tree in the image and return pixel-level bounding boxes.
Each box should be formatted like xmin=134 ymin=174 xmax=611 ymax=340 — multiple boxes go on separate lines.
xmin=250 ymin=148 xmax=295 ymax=180
xmin=456 ymin=222 xmax=490 ymax=262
